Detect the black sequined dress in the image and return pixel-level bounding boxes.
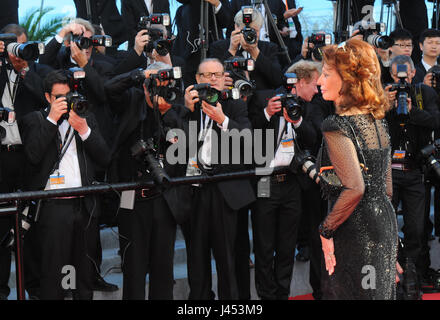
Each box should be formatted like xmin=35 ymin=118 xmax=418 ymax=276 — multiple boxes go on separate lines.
xmin=319 ymin=114 xmax=398 ymax=300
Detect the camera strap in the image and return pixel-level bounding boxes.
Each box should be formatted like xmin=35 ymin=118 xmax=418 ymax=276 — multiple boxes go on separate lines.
xmin=414 ymin=83 xmax=424 ymax=111
xmin=52 ymin=125 xmax=74 ymax=173
xmin=5 ymin=69 xmax=20 ymax=108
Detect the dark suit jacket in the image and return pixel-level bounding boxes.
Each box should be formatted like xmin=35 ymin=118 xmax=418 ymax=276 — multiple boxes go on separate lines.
xmin=0 ymin=0 xmax=18 ymax=30
xmin=172 ymin=0 xmax=233 ymax=60
xmin=0 ymin=61 xmax=53 ymax=184
xmin=20 ymin=109 xmax=110 ymax=216
xmin=162 ymin=97 xmax=256 ymax=211
xmin=74 ymin=0 xmax=128 ymax=46
xmin=248 ymin=88 xmax=318 ymax=190
xmin=121 ymin=0 xmax=171 ymax=48
xmin=414 ymin=61 xmax=428 ymax=85
xmin=209 ymin=39 xmax=283 ymax=90
xmin=104 ymin=70 xmax=193 ymax=223
xmin=0 ymin=62 xmax=53 ymax=122
xmin=39 ymin=38 xmax=116 ymax=144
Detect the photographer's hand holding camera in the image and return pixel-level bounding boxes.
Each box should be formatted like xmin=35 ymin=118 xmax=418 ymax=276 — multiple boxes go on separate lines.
xmin=210 ymin=8 xmax=283 ymax=90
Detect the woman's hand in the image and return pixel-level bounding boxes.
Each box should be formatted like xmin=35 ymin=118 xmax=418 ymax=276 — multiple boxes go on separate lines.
xmin=320 ymin=235 xmax=336 ymax=275
xmin=396 ymin=261 xmax=403 ymax=283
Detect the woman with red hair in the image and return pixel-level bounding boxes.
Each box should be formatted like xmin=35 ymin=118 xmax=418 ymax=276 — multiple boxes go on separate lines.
xmin=317 ymin=39 xmax=402 ymax=300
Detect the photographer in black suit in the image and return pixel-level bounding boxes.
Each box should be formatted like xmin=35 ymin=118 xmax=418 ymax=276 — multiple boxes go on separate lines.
xmin=384 ymin=55 xmax=440 ymax=289
xmin=104 ymin=61 xmax=190 ymax=300
xmin=20 ymin=70 xmax=110 ymax=300
xmin=175 ymin=58 xmax=255 ymax=299
xmin=209 ymin=8 xmax=283 ymax=91
xmin=121 ymin=0 xmax=171 ymax=49
xmin=73 ymin=0 xmax=127 ymax=51
xmin=0 ymin=24 xmax=52 ymax=300
xmin=248 ymin=60 xmax=318 ymax=300
xmin=172 ymin=0 xmax=233 ymax=86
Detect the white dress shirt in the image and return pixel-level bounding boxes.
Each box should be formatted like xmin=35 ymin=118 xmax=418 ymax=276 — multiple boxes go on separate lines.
xmin=44 ymin=118 xmax=91 ymax=190
xmin=1 ymin=68 xmax=23 ymax=145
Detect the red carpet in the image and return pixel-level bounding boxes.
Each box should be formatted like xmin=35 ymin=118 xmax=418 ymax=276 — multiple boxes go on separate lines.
xmin=289 ymin=293 xmax=440 ymax=300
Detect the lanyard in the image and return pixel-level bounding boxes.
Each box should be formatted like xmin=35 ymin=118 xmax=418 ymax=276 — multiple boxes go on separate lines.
xmin=53 ymin=125 xmax=74 ymax=173
xmin=5 ymin=70 xmax=19 ymax=108
xmin=199 ymin=109 xmax=213 ymax=142
xmin=284 ymin=0 xmax=289 ymax=11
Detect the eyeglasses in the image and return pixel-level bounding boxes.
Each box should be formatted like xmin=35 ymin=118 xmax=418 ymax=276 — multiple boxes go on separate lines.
xmin=393 ymin=43 xmax=413 ymax=49
xmin=198 ymin=72 xmax=224 ymax=79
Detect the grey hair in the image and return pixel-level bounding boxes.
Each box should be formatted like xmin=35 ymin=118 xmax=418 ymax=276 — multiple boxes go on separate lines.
xmin=197 ymin=58 xmax=224 ymax=73
xmin=147 ymin=61 xmax=172 ymax=71
xmin=286 ymin=60 xmax=322 ymax=80
xmin=389 ymin=55 xmax=415 ymax=72
xmin=234 ymin=8 xmax=264 ymax=30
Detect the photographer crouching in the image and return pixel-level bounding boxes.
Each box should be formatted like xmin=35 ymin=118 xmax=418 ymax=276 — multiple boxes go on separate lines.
xmin=248 ymin=60 xmax=318 ymax=300
xmin=384 ymin=55 xmax=440 ymax=290
xmin=104 ymin=62 xmax=190 ymax=300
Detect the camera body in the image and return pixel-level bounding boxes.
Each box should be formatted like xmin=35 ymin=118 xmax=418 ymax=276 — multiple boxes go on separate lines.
xmin=65 ymin=67 xmax=89 ymax=118
xmin=389 ymin=64 xmax=412 ymax=121
xmin=276 ymin=73 xmax=304 ymax=121
xmin=193 ymin=83 xmax=239 ymax=106
xmin=70 ymin=33 xmax=112 ymax=50
xmin=421 ymin=139 xmax=440 ymax=179
xmin=0 ymin=33 xmax=45 ymax=61
xmin=131 ymin=138 xmax=169 ymax=186
xmin=138 ymin=14 xmax=171 ymax=30
xmin=140 ymin=67 xmax=183 ymax=104
xmin=138 ymin=26 xmax=173 ymax=56
xmin=224 ymin=57 xmax=256 ymax=98
xmin=351 ymin=21 xmax=394 ymax=49
xmin=307 ymin=33 xmax=331 ymax=61
xmin=430 ymin=68 xmax=440 ymax=93
xmin=241 ymin=6 xmax=258 ymax=45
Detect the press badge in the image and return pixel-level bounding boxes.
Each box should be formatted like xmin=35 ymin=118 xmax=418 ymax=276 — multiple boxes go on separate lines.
xmin=257 ymin=177 xmax=271 ymax=198
xmin=393 ymin=150 xmax=406 ymax=161
xmin=281 ymin=138 xmax=294 ymax=153
xmin=49 ymin=171 xmax=65 ymax=189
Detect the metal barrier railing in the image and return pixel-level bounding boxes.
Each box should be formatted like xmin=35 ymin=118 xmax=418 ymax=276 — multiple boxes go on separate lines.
xmin=0 ymin=166 xmax=290 ymax=300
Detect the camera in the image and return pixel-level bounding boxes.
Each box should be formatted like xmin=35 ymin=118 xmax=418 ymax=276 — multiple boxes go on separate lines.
xmin=137 ymin=24 xmax=173 ymax=56
xmin=0 ymin=200 xmax=41 ymax=249
xmin=276 ymin=73 xmax=304 ymax=121
xmin=421 ymin=139 xmax=440 ymax=179
xmin=70 ymin=33 xmax=113 ymax=50
xmin=131 ymin=138 xmax=169 ymax=186
xmin=138 ymin=14 xmax=171 ymax=30
xmin=142 ymin=67 xmax=183 ymax=104
xmin=0 ymin=33 xmax=45 ymax=61
xmin=307 ymin=33 xmax=331 ymax=61
xmin=193 ymin=83 xmax=239 ymax=106
xmin=241 ymin=6 xmax=258 ymax=44
xmin=292 ymin=149 xmax=320 ymax=183
xmin=351 ymin=21 xmax=394 ymax=49
xmin=0 ymin=108 xmax=15 ymax=124
xmin=224 ymin=57 xmax=256 ymax=98
xmin=388 ymin=64 xmax=411 ymax=122
xmin=65 ymin=67 xmax=88 ymax=118
xmin=429 ymin=66 xmax=440 ymax=94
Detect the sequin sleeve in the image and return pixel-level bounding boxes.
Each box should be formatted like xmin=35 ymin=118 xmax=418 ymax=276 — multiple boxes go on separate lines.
xmin=319 ymin=119 xmax=366 ymax=239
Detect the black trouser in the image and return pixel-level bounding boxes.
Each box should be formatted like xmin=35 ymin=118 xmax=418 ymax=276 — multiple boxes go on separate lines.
xmin=188 ymin=183 xmax=238 ymax=300
xmin=297 ymin=192 xmax=311 ymax=250
xmin=38 ymin=198 xmax=97 ymax=300
xmin=392 ymin=169 xmax=427 ymax=276
xmin=235 ymin=206 xmax=251 ymax=300
xmin=0 ymin=150 xmax=26 ymax=298
xmin=118 ymin=195 xmax=177 ymax=300
xmin=303 ymin=182 xmax=327 ymax=300
xmin=252 ymin=175 xmax=302 ymax=300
